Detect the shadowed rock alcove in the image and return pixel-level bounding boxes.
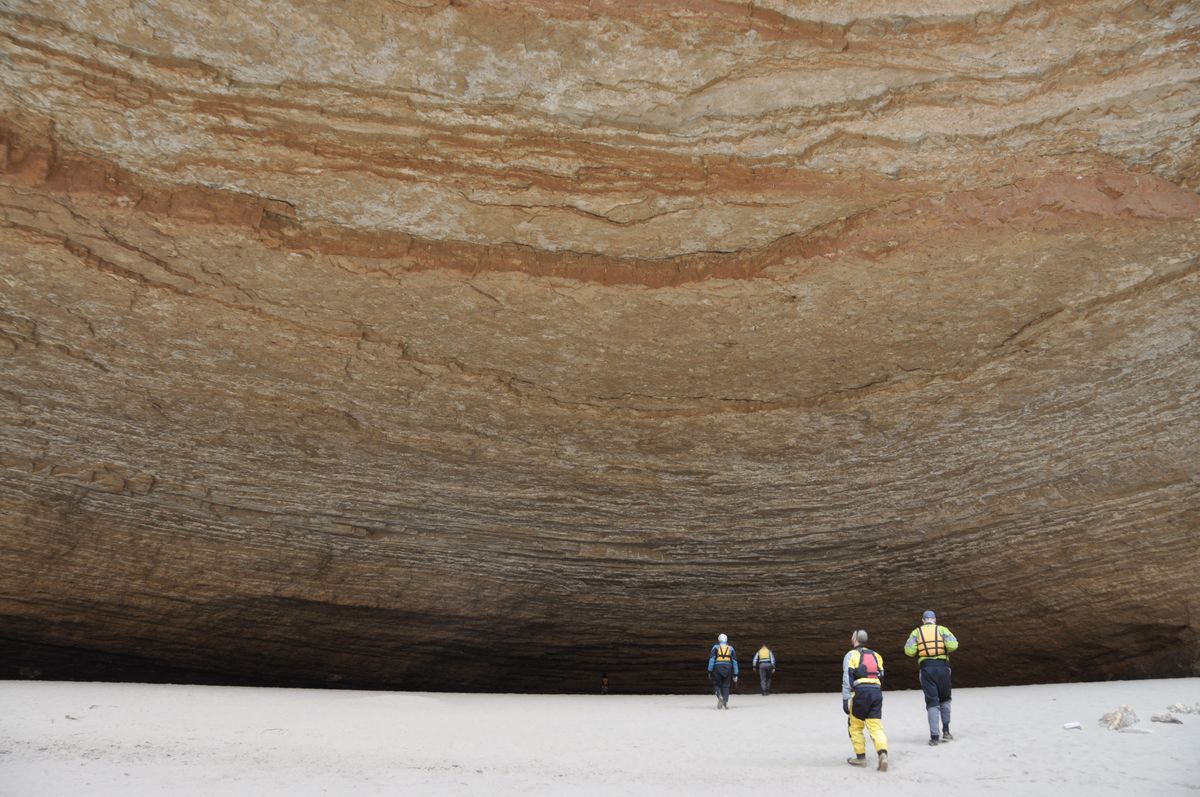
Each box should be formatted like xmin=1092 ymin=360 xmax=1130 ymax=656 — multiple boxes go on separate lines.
xmin=1 ymin=0 xmax=1198 ymax=693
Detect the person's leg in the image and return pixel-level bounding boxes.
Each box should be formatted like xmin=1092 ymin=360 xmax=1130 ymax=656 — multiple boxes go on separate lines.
xmin=920 ymin=668 xmax=941 ymax=742
xmin=847 ymin=712 xmax=867 ymax=761
xmin=862 ymin=689 xmax=888 ymax=771
xmin=937 ymin=666 xmax=953 ymax=736
xmin=847 ymin=691 xmax=871 ymax=765
xmin=716 ymin=666 xmax=732 ymax=705
xmin=865 ymin=717 xmax=889 ymax=771
xmin=865 ymin=719 xmax=888 ymax=748
xmin=765 ymin=666 xmax=774 ymax=694
xmin=862 ymin=691 xmax=888 ymax=751
xmin=848 ymin=716 xmax=867 ymax=756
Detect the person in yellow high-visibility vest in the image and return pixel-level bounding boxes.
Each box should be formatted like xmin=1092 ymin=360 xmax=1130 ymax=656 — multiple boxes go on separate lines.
xmin=841 ymin=629 xmax=888 ymax=772
xmin=707 ymin=633 xmax=739 ymax=709
xmin=904 ymin=609 xmax=959 ymax=745
xmin=752 ymin=644 xmax=776 ymax=695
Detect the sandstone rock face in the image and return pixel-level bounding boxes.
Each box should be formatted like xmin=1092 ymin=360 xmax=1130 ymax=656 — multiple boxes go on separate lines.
xmin=1 ymin=1 xmax=1197 ymax=693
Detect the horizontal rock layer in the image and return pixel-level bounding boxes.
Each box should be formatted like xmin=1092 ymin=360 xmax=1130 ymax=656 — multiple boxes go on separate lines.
xmin=1 ymin=0 xmax=1198 ymax=692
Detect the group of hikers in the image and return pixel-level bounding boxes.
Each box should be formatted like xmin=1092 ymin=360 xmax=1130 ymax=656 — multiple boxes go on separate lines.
xmin=707 ymin=609 xmax=959 ymax=773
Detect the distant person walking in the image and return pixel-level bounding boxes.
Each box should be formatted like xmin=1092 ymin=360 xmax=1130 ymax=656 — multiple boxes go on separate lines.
xmin=753 ymin=644 xmax=776 ymax=695
xmin=842 ymin=629 xmax=889 ymax=772
xmin=707 ymin=633 xmax=739 ymax=710
xmin=904 ymin=609 xmax=959 ymax=745
xmin=600 ymin=673 xmax=609 ymax=695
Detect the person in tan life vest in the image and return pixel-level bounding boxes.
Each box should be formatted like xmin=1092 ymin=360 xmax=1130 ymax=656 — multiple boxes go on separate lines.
xmin=752 ymin=644 xmax=776 ymax=695
xmin=842 ymin=629 xmax=889 ymax=772
xmin=904 ymin=609 xmax=960 ymax=745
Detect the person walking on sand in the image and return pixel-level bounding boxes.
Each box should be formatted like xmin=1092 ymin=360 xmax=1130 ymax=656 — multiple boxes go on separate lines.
xmin=707 ymin=633 xmax=739 ymax=710
xmin=842 ymin=629 xmax=889 ymax=772
xmin=753 ymin=643 xmax=776 ymax=695
xmin=904 ymin=609 xmax=959 ymax=745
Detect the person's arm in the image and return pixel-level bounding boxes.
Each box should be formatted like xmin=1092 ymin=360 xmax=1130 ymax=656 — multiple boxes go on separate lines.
xmin=732 ymin=651 xmax=739 ymax=678
xmin=770 ymin=651 xmax=776 ymax=667
xmin=707 ymin=646 xmax=716 ymax=672
xmin=904 ymin=629 xmax=919 ymax=658
xmin=941 ymin=626 xmax=959 ymax=653
xmin=841 ymin=650 xmax=856 ymax=713
xmin=877 ymin=651 xmax=885 ymax=679
xmin=841 ymin=650 xmax=855 ymax=700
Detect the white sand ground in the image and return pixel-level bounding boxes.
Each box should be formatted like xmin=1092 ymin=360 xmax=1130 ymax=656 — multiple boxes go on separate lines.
xmin=1 ymin=678 xmax=1197 ymax=796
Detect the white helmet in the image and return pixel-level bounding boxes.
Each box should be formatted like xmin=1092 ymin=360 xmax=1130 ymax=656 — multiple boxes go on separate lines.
xmin=717 ymin=633 xmax=728 ymax=644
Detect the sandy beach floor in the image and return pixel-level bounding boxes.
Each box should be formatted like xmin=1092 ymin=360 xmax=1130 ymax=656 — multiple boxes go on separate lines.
xmin=1 ymin=678 xmax=1197 ymax=795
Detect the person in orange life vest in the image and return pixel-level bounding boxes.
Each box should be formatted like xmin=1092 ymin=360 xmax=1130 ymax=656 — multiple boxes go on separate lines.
xmin=904 ymin=609 xmax=959 ymax=745
xmin=600 ymin=673 xmax=609 ymax=695
xmin=707 ymin=633 xmax=739 ymax=710
xmin=842 ymin=629 xmax=888 ymax=772
xmin=752 ymin=644 xmax=776 ymax=696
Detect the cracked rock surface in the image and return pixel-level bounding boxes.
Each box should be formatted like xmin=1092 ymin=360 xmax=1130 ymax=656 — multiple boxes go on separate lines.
xmin=1 ymin=0 xmax=1198 ymax=692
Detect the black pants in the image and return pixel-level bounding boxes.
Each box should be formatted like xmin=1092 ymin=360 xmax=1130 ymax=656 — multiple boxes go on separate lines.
xmin=757 ymin=665 xmax=774 ymax=694
xmin=711 ymin=663 xmax=733 ymax=701
xmin=920 ymin=661 xmax=952 ymax=707
xmin=920 ymin=660 xmax=952 ymax=738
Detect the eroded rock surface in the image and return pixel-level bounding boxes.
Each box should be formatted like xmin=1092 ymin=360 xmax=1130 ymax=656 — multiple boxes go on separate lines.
xmin=1 ymin=0 xmax=1198 ymax=692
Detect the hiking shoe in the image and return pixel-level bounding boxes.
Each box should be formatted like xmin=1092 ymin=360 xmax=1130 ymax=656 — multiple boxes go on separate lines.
xmin=716 ymin=697 xmax=723 ymax=710
xmin=928 ymin=738 xmax=939 ymax=746
xmin=723 ymin=699 xmax=729 ymax=709
xmin=847 ymin=756 xmax=867 ymax=767
xmin=877 ymin=751 xmax=888 ymax=772
xmin=942 ymin=732 xmax=953 ymax=741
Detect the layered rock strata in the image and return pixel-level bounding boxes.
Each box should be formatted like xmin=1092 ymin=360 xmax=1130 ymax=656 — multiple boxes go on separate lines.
xmin=1 ymin=0 xmax=1197 ymax=692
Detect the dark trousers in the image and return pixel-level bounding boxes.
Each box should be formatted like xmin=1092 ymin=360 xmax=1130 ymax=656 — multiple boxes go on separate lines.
xmin=711 ymin=663 xmax=733 ymax=701
xmin=920 ymin=660 xmax=952 ymax=737
xmin=757 ymin=665 xmax=774 ymax=694
xmin=920 ymin=661 xmax=952 ymax=706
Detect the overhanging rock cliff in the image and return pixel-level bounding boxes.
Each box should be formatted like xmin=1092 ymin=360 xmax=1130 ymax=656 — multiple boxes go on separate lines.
xmin=1 ymin=0 xmax=1197 ymax=692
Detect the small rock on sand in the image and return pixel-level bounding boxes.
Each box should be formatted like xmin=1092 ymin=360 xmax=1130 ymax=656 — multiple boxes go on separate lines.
xmin=1099 ymin=706 xmax=1138 ymax=730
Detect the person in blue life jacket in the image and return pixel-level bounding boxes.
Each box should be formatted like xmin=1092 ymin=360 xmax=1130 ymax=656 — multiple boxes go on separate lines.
xmin=752 ymin=643 xmax=776 ymax=695
xmin=707 ymin=633 xmax=739 ymax=710
xmin=842 ymin=629 xmax=889 ymax=772
xmin=904 ymin=609 xmax=960 ymax=745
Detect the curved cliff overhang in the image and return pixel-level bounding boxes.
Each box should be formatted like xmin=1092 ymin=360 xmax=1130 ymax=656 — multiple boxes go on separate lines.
xmin=1 ymin=0 xmax=1197 ymax=692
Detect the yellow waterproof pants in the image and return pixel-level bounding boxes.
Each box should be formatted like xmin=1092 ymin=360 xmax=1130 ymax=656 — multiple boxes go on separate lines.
xmin=848 ymin=714 xmax=888 ymax=755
